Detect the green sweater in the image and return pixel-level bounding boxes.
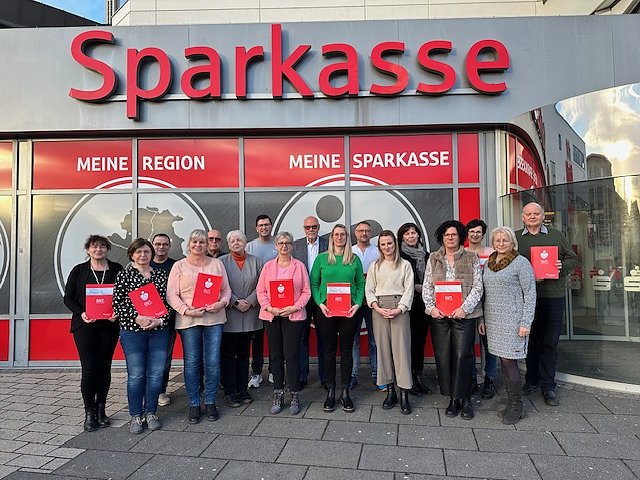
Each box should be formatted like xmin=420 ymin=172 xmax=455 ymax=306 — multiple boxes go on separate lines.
xmin=309 ymin=253 xmax=365 ymax=307
xmin=516 ymin=226 xmax=578 ymax=298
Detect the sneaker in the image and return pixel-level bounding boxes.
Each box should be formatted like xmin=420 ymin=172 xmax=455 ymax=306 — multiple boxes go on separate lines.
xmin=146 ymin=413 xmax=161 ymax=431
xmin=129 ymin=415 xmax=144 ymax=435
xmin=248 ymin=374 xmax=263 ymax=388
xmin=158 ymin=393 xmax=171 ymax=406
xmin=268 ymin=373 xmax=274 ymax=384
xmin=188 ymin=405 xmax=201 ymax=424
xmin=289 ymin=392 xmax=301 ymax=415
xmin=271 ymin=390 xmax=284 ymax=414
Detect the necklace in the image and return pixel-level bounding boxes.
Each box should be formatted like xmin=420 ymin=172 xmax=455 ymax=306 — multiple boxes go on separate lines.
xmin=90 ymin=264 xmax=108 ymax=284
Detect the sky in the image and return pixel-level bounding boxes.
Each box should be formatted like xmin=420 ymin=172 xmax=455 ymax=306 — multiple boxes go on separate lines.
xmin=35 ymin=0 xmax=105 ymax=23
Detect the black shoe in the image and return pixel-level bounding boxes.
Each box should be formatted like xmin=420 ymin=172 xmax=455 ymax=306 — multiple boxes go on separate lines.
xmin=522 ymin=383 xmax=539 ymax=396
xmin=96 ymin=403 xmax=110 ymax=428
xmin=445 ymin=398 xmax=461 ymax=417
xmin=400 ymin=389 xmax=411 ymax=415
xmin=225 ymin=394 xmax=242 ymax=408
xmin=382 ymin=385 xmax=398 ymax=410
xmin=205 ymin=403 xmax=219 ymax=421
xmin=83 ymin=408 xmax=98 ymax=432
xmin=323 ymin=388 xmax=336 ymax=412
xmin=339 ymin=388 xmax=355 ymax=413
xmin=238 ymin=389 xmax=253 ymax=404
xmin=188 ymin=405 xmax=201 ymax=424
xmin=412 ymin=372 xmax=431 ymax=395
xmin=460 ymin=398 xmax=474 ymax=420
xmin=481 ymin=378 xmax=495 ymax=400
xmin=542 ymin=389 xmax=559 ymax=406
xmin=471 ymin=378 xmax=480 ymax=395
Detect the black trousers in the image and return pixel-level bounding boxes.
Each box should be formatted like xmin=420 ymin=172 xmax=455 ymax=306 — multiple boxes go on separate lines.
xmin=315 ymin=308 xmax=359 ymax=389
xmin=220 ymin=331 xmax=253 ymax=396
xmin=72 ymin=324 xmax=119 ymax=410
xmin=526 ymin=296 xmax=565 ymax=391
xmin=265 ymin=317 xmax=304 ymax=392
xmin=430 ymin=317 xmax=475 ymax=399
xmin=409 ymin=297 xmax=431 ymax=374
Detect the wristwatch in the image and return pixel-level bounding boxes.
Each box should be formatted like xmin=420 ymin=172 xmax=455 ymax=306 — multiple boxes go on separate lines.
xmin=233 ymin=300 xmax=239 ymax=308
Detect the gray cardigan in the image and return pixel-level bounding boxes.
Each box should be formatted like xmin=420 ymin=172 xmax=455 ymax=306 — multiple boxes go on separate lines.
xmin=220 ymin=254 xmax=263 ymax=333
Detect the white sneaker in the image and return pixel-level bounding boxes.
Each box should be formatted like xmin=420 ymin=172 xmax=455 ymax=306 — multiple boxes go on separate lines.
xmin=158 ymin=393 xmax=171 ymax=406
xmin=268 ymin=373 xmax=274 ymax=384
xmin=248 ymin=374 xmax=263 ymax=388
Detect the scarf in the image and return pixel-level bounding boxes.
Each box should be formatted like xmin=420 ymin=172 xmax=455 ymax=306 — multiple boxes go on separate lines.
xmin=401 ymin=242 xmax=426 ymax=283
xmin=231 ymin=251 xmax=246 ymax=270
xmin=487 ymin=250 xmax=519 ymax=272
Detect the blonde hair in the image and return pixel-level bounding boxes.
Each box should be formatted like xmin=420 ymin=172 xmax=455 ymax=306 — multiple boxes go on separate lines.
xmin=375 ymin=230 xmax=401 ymax=270
xmin=187 ymin=229 xmax=207 ymax=253
xmin=489 ymin=226 xmax=518 ymax=251
xmin=327 ymin=224 xmax=355 ymax=265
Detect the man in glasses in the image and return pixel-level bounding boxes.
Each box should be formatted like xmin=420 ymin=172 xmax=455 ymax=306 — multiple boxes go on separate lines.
xmin=293 ymin=216 xmax=328 ymax=389
xmin=246 ymin=215 xmax=278 ymax=387
xmin=207 ymin=229 xmax=228 ymax=258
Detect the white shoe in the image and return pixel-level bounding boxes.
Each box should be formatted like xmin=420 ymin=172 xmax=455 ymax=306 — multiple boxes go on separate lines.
xmin=268 ymin=373 xmax=274 ymax=384
xmin=158 ymin=393 xmax=171 ymax=406
xmin=248 ymin=374 xmax=263 ymax=388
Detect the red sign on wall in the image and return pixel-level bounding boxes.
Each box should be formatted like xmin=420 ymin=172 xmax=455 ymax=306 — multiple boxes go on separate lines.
xmin=34 ymin=140 xmax=132 ymax=190
xmin=138 ymin=139 xmax=239 ymax=188
xmin=0 ymin=142 xmax=12 ymax=190
xmin=349 ymin=134 xmax=453 ymax=185
xmin=244 ymin=137 xmax=344 ymax=187
xmin=508 ymin=135 xmax=545 ymax=190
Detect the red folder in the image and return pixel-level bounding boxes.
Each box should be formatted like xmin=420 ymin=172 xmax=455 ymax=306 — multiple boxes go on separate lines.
xmin=326 ymin=283 xmax=351 ymax=316
xmin=192 ymin=273 xmax=222 ymax=308
xmin=85 ymin=284 xmax=114 ymax=320
xmin=434 ymin=281 xmax=463 ymax=317
xmin=128 ymin=283 xmax=168 ymax=318
xmin=530 ymin=246 xmax=559 ymax=280
xmin=270 ymin=279 xmax=294 ymax=308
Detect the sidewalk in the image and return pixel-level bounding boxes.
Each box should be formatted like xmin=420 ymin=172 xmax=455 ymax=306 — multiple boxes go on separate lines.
xmin=1 ymin=366 xmax=639 ymax=480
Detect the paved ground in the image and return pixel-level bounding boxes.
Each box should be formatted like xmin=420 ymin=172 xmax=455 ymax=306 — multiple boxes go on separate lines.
xmin=1 ymin=365 xmax=639 ymax=480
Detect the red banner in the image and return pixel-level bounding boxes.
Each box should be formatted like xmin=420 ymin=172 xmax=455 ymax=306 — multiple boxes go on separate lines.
xmin=509 ymin=135 xmax=545 ymax=190
xmin=349 ymin=134 xmax=453 ymax=185
xmin=33 ymin=140 xmax=132 ymax=189
xmin=138 ymin=138 xmax=239 ymax=188
xmin=244 ymin=137 xmax=344 ymax=187
xmin=0 ymin=142 xmax=12 ymax=190
xmin=457 ymin=133 xmax=479 ymax=183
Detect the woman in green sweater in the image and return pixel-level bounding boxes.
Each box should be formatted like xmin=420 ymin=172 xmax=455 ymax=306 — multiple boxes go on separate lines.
xmin=310 ymin=224 xmax=365 ymax=413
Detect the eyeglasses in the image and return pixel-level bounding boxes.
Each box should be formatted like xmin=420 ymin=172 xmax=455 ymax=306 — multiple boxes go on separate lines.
xmin=257 ymin=223 xmax=272 ymax=228
xmin=304 ymin=225 xmax=319 ymax=230
xmin=443 ymin=233 xmax=459 ymax=237
xmin=153 ymin=243 xmax=170 ymax=247
xmin=208 ymin=237 xmax=222 ymax=242
xmin=355 ymin=229 xmax=371 ymax=234
xmin=277 ymin=241 xmax=292 ymax=246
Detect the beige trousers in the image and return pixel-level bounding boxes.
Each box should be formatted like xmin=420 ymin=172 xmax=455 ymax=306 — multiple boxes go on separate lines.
xmin=373 ymin=295 xmax=412 ymax=390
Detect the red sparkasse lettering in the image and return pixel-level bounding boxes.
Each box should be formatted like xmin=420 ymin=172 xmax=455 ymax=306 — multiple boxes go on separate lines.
xmin=181 ymin=46 xmax=221 ymax=99
xmin=69 ymin=30 xmax=117 ymax=101
xmin=319 ymin=43 xmax=359 ymax=97
xmin=126 ymin=47 xmax=173 ymax=120
xmin=417 ymin=40 xmax=456 ymax=94
xmin=271 ymin=24 xmax=313 ymax=98
xmin=235 ymin=45 xmax=265 ymax=98
xmin=369 ymin=41 xmax=408 ymax=96
xmin=465 ymin=39 xmax=509 ymax=94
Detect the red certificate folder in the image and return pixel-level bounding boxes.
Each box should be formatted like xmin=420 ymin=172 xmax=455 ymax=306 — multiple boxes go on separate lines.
xmin=85 ymin=284 xmax=114 ymax=320
xmin=270 ymin=279 xmax=294 ymax=308
xmin=326 ymin=283 xmax=351 ymax=316
xmin=192 ymin=273 xmax=222 ymax=308
xmin=128 ymin=283 xmax=168 ymax=318
xmin=530 ymin=246 xmax=559 ymax=280
xmin=434 ymin=281 xmax=463 ymax=317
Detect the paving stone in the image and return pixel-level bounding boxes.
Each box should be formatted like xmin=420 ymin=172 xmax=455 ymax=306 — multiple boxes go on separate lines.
xmin=277 ymin=438 xmax=361 ymax=468
xmin=322 ymin=420 xmax=397 ymax=445
xmin=0 ymin=440 xmax=27 ymax=453
xmin=131 ymin=430 xmax=215 ymax=456
xmin=0 ymin=421 xmax=31 ymax=430
xmin=531 ymin=454 xmax=637 ymax=480
xmin=370 ymin=406 xmax=439 ymax=426
xmin=0 ymin=430 xmax=23 ymax=441
xmin=253 ymin=417 xmax=327 ymax=440
xmin=527 ymin=391 xmax=610 ymax=414
xmin=0 ymin=411 xmax=28 ymax=421
xmin=596 ymin=396 xmax=639 ymax=415
xmin=48 ymin=425 xmax=83 ymax=436
xmin=53 ymin=450 xmax=153 ymax=479
xmin=5 ymin=454 xmax=52 ymax=469
xmin=13 ymin=432 xmax=57 ymax=444
xmin=474 ymin=428 xmax=563 ymax=454
xmin=44 ymin=434 xmax=74 ymax=446
xmin=41 ymin=457 xmax=71 ymax=471
xmin=46 ymin=447 xmax=84 ymax=459
xmin=439 ymin=409 xmax=515 ymax=429
xmin=515 ymin=412 xmax=597 ymax=432
xmin=0 ymin=465 xmax=18 ymax=479
xmin=188 ymin=414 xmax=262 ymax=435
xmin=397 ymin=425 xmax=477 ymax=450
xmin=213 ymin=460 xmax=304 ymax=479
xmin=0 ymin=452 xmax=19 ymax=463
xmin=20 ymin=422 xmax=58 ymax=434
xmin=63 ymin=425 xmax=149 ymax=452
xmin=359 ymin=444 xmax=445 ymax=475
xmin=301 ymin=403 xmax=373 ymax=422
xmin=305 ymin=466 xmax=393 ymax=480
xmin=584 ymin=414 xmax=640 ymax=435
xmin=202 ymin=434 xmax=286 ymax=463
xmin=393 ymin=475 xmax=484 ymax=480
xmin=127 ymin=455 xmax=227 ymax=480
xmin=554 ymin=432 xmax=640 ymax=459
xmin=13 ymin=444 xmax=56 ymax=456
xmin=444 ymin=450 xmax=539 ymax=479
xmin=624 ymin=460 xmax=640 ymax=476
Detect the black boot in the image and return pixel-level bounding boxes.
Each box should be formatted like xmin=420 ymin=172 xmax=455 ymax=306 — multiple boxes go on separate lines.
xmin=481 ymin=378 xmax=495 ymax=399
xmin=400 ymin=389 xmax=411 ymax=415
xmin=445 ymin=398 xmax=461 ymax=417
xmin=83 ymin=407 xmax=98 ymax=432
xmin=323 ymin=388 xmax=336 ymax=412
xmin=409 ymin=373 xmax=423 ymax=396
xmin=502 ymin=379 xmax=525 ymax=425
xmin=461 ymin=397 xmax=474 ymax=420
xmin=382 ymin=384 xmax=397 ymax=409
xmin=412 ymin=371 xmax=431 ymax=395
xmin=339 ymin=388 xmax=355 ymax=412
xmin=96 ymin=403 xmax=110 ymax=428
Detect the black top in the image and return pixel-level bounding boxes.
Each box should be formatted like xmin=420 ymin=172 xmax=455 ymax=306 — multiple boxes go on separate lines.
xmin=150 ymin=257 xmax=176 ymax=273
xmin=400 ymin=250 xmax=430 ymax=308
xmin=63 ymin=260 xmax=123 ymax=333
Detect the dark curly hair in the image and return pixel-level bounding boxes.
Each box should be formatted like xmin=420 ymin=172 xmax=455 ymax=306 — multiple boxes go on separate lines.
xmin=465 ymin=219 xmax=487 ymax=235
xmin=127 ymin=238 xmax=155 ymax=261
xmin=434 ymin=220 xmax=467 ymax=246
xmin=84 ymin=234 xmax=111 ymax=251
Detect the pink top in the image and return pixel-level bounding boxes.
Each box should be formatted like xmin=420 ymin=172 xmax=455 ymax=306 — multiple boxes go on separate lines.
xmin=256 ymin=257 xmax=311 ymax=322
xmin=167 ymin=256 xmax=232 ymax=329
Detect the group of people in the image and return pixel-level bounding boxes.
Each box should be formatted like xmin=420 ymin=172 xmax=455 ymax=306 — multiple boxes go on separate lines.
xmin=64 ymin=201 xmax=577 ymax=435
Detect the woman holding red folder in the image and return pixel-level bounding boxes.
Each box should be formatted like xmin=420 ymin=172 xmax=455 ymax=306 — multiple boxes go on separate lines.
xmin=256 ymin=232 xmax=311 ymax=415
xmin=422 ymin=220 xmax=483 ymax=420
xmin=112 ymin=238 xmax=172 ymax=434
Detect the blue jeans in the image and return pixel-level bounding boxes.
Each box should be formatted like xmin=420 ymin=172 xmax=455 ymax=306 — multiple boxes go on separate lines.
xmin=351 ymin=305 xmax=377 ymax=380
xmin=119 ymin=328 xmax=169 ymax=416
xmin=472 ymin=329 xmax=497 ymax=381
xmin=178 ymin=324 xmax=223 ymax=406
